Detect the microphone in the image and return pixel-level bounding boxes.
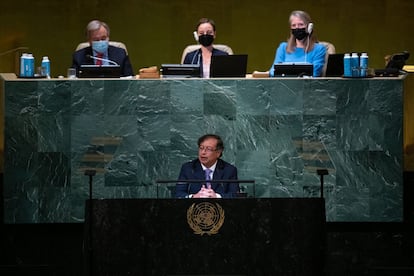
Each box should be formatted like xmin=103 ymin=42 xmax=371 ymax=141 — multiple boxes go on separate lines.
xmin=86 ymin=54 xmax=119 ymax=66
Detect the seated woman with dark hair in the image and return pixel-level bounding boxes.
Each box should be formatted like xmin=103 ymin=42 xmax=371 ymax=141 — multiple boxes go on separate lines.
xmin=183 ymin=18 xmax=228 ymax=78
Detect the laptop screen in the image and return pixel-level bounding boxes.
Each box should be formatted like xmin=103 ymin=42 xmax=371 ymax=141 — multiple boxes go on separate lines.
xmin=210 ymin=54 xmax=248 ymax=78
xmin=273 ymin=63 xmax=313 ymax=77
xmin=161 ymin=64 xmax=201 ymax=78
xmin=78 ymin=65 xmax=121 ymax=78
xmin=325 ymin=54 xmax=344 ymax=77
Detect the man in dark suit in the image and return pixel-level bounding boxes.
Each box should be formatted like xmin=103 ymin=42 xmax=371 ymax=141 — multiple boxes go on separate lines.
xmin=176 ymin=134 xmax=239 ymax=198
xmin=71 ymin=20 xmax=134 ymax=77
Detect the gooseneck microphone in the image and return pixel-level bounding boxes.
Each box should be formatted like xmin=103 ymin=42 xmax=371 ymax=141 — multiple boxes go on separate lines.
xmin=86 ymin=54 xmax=119 ymax=66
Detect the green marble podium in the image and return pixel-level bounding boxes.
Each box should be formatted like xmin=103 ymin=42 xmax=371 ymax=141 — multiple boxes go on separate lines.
xmin=0 ymin=73 xmax=404 ymax=223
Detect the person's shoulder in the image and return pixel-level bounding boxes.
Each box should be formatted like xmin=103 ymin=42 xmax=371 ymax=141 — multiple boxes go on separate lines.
xmin=187 ymin=49 xmax=199 ymax=56
xmin=181 ymin=159 xmax=199 ymax=168
xmin=276 ymin=41 xmax=288 ymax=51
xmin=218 ymin=159 xmax=237 ymax=169
xmin=279 ymin=41 xmax=288 ymax=47
xmin=184 ymin=49 xmax=199 ymax=61
xmin=72 ymin=47 xmax=90 ymax=61
xmin=73 ymin=46 xmax=89 ymax=55
xmin=109 ymin=45 xmax=127 ymax=55
xmin=314 ymin=42 xmax=327 ymax=51
xmin=212 ymin=48 xmax=228 ymax=56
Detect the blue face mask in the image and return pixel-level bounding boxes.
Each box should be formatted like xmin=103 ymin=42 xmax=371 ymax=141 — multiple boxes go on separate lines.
xmin=92 ymin=40 xmax=109 ymax=53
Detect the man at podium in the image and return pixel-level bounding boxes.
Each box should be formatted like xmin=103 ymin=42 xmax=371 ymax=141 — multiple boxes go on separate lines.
xmin=176 ymin=134 xmax=239 ymax=198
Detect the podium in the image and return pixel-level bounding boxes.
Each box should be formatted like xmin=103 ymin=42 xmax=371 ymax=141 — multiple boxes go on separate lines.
xmin=85 ymin=198 xmax=326 ymax=275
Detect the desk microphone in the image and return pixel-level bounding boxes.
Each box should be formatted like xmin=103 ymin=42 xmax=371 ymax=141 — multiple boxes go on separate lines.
xmin=86 ymin=54 xmax=119 ymax=66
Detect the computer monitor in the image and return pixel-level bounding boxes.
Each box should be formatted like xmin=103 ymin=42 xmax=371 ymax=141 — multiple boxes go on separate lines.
xmin=210 ymin=54 xmax=248 ymax=78
xmin=273 ymin=63 xmax=313 ymax=77
xmin=325 ymin=54 xmax=344 ymax=77
xmin=78 ymin=65 xmax=121 ymax=78
xmin=161 ymin=64 xmax=201 ymax=78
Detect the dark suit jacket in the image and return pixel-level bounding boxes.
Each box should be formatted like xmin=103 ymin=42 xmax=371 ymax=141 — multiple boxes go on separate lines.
xmin=183 ymin=48 xmax=228 ymax=77
xmin=71 ymin=45 xmax=134 ymax=77
xmin=175 ymin=159 xmax=239 ymax=198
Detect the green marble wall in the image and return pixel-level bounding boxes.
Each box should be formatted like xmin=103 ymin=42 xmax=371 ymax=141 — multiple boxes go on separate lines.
xmin=1 ymin=0 xmax=414 ymax=75
xmin=2 ymin=0 xmax=414 ymax=173
xmin=2 ymin=77 xmax=403 ymax=223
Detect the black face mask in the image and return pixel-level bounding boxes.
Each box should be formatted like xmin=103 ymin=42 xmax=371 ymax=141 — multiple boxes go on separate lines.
xmin=291 ymin=28 xmax=308 ymax=41
xmin=198 ymin=34 xmax=214 ymax=47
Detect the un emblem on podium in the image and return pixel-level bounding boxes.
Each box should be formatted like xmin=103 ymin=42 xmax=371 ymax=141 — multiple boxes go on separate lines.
xmin=187 ymin=202 xmax=225 ymax=235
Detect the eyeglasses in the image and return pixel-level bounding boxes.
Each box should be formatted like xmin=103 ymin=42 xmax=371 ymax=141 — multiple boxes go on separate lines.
xmin=198 ymin=145 xmax=217 ymax=153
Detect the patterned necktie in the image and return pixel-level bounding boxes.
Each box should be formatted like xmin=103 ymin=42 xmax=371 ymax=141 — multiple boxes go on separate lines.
xmin=204 ymin=168 xmax=212 ymax=189
xmin=96 ymin=53 xmax=103 ymax=66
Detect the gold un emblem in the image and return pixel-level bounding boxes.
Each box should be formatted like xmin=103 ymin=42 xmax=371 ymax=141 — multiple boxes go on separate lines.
xmin=187 ymin=202 xmax=225 ymax=235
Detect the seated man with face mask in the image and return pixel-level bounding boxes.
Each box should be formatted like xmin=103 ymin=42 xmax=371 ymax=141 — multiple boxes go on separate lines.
xmin=183 ymin=18 xmax=228 ymax=78
xmin=71 ymin=19 xmax=134 ymax=77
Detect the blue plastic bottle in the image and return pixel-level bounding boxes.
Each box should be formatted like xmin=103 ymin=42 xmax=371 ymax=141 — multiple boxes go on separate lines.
xmin=20 ymin=53 xmax=28 ymax=77
xmin=351 ymin=53 xmax=359 ymax=77
xmin=26 ymin=53 xmax=35 ymax=77
xmin=360 ymin=53 xmax=368 ymax=77
xmin=343 ymin=53 xmax=351 ymax=77
xmin=41 ymin=56 xmax=51 ymax=78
